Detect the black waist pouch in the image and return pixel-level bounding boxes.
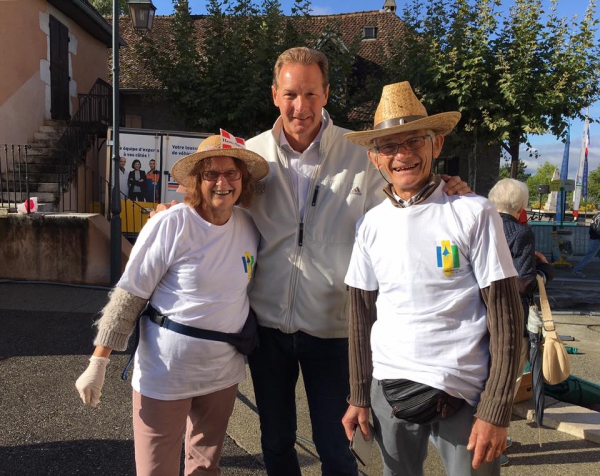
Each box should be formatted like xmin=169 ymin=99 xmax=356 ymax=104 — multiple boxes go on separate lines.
xmin=380 ymin=379 xmax=464 ymax=424
xmin=226 ymin=307 xmax=259 ymax=355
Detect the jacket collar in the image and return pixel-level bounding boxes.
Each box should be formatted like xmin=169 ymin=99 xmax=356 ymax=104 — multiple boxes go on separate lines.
xmin=382 ymin=174 xmax=441 ymax=208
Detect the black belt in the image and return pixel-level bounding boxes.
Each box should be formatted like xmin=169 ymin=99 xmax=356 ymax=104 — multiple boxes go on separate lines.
xmin=121 ymin=304 xmax=233 ymax=380
xmin=146 ymin=305 xmax=231 ymax=343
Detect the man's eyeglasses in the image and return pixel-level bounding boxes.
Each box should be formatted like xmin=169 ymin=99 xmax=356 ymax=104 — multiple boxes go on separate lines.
xmin=374 ymin=135 xmax=431 ymax=157
xmin=201 ymin=170 xmax=242 ymax=182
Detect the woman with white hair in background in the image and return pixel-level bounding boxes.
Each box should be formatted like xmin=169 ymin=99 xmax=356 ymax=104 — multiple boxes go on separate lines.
xmin=488 ymin=178 xmax=555 ymax=465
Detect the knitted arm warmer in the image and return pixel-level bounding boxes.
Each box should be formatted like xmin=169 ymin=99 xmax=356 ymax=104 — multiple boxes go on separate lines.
xmin=348 ymin=286 xmax=378 ymax=407
xmin=93 ymin=287 xmax=147 ymax=351
xmin=475 ymin=277 xmax=524 ymax=427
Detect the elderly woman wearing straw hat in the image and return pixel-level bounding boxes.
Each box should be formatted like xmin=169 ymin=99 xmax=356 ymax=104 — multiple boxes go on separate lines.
xmin=75 ymin=131 xmax=268 ymax=476
xmin=341 ymin=82 xmax=523 ymax=476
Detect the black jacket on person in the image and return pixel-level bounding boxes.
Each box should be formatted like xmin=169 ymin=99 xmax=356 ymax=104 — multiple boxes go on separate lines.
xmin=500 ymin=213 xmax=555 ymax=334
xmin=127 ymin=170 xmax=147 ymax=199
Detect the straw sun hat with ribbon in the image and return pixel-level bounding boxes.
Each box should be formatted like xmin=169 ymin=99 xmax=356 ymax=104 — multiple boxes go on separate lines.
xmin=344 ymin=82 xmax=461 ymax=148
xmin=171 ymin=131 xmax=269 ymax=189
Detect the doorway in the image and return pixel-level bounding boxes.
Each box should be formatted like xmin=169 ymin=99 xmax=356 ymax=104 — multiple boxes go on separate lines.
xmin=49 ymin=15 xmax=70 ymax=120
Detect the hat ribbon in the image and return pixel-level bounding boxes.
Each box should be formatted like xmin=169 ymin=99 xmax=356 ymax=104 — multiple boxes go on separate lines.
xmin=374 ymin=115 xmax=426 ymax=130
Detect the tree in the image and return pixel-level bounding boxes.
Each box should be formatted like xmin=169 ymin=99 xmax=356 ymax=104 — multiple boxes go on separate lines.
xmin=133 ymin=0 xmax=314 ymax=136
xmin=133 ymin=0 xmax=203 ymax=130
xmin=90 ymin=0 xmax=128 ymax=16
xmin=526 ymin=161 xmax=557 ymax=205
xmin=585 ymin=165 xmax=600 ymax=207
xmin=499 ymin=158 xmax=529 ymax=181
xmin=393 ymin=0 xmax=600 ymax=180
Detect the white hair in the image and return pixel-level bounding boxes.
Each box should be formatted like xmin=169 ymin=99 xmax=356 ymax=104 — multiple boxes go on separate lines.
xmin=488 ymin=178 xmax=529 ymax=214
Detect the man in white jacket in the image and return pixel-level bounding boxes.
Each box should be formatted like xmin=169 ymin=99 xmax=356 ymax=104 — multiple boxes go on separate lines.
xmin=244 ymin=47 xmax=470 ymax=475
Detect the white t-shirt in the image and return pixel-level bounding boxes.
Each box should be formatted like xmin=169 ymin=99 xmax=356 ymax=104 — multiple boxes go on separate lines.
xmin=118 ymin=203 xmax=259 ymax=400
xmin=344 ymin=182 xmax=517 ymax=406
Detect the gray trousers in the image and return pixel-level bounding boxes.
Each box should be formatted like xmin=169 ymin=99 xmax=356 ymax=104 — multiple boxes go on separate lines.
xmin=371 ymin=378 xmax=501 ymax=476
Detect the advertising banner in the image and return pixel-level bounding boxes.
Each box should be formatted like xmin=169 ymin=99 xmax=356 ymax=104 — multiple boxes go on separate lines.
xmin=163 ymin=134 xmax=206 ymax=203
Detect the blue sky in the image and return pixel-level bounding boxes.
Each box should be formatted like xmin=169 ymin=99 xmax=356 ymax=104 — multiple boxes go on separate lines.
xmin=148 ymin=0 xmax=599 ymax=177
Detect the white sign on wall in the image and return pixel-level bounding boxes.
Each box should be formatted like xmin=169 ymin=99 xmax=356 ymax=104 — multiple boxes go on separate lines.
xmin=163 ymin=135 xmax=205 ymax=203
xmin=108 ymin=128 xmax=208 ymax=204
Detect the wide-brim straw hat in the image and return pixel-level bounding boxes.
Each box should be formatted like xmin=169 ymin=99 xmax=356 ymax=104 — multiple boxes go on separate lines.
xmin=171 ymin=135 xmax=269 ymax=188
xmin=345 ymin=82 xmax=461 ymax=148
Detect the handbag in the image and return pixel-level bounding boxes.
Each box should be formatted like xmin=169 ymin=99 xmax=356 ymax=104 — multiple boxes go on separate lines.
xmin=380 ymin=379 xmax=464 ymax=425
xmin=536 ymin=275 xmax=570 ymax=385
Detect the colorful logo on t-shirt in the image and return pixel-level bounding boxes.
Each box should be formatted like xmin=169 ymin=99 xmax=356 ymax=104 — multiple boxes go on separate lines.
xmin=436 ymin=240 xmax=460 ymax=276
xmin=242 ymin=252 xmax=255 ymax=280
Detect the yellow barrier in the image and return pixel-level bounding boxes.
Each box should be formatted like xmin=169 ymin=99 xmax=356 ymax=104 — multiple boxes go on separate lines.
xmin=121 ymin=199 xmax=155 ymax=233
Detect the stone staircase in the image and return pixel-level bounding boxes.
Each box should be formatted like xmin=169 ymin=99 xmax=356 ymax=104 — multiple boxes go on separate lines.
xmin=16 ymin=120 xmax=67 ymax=212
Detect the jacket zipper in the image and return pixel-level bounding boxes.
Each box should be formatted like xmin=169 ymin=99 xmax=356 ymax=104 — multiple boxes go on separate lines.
xmin=283 ymin=145 xmax=324 ymax=332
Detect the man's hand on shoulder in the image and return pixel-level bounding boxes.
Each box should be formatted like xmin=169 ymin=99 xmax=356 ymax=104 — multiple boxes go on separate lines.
xmin=441 ymin=174 xmax=472 ymax=196
xmin=149 ymin=200 xmax=179 ymax=218
xmin=467 ymin=418 xmax=507 ymax=469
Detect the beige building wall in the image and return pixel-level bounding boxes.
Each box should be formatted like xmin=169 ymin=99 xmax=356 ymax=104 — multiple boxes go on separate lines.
xmin=0 ymin=0 xmax=109 ymax=145
xmin=69 ymin=20 xmax=109 ymax=98
xmin=0 ymin=0 xmax=47 ymax=145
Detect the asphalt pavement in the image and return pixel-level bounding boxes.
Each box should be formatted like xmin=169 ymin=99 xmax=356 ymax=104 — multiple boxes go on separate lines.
xmin=1 ymin=253 xmax=599 ymax=476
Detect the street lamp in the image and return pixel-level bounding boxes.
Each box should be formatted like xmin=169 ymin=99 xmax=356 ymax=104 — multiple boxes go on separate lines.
xmin=127 ymin=0 xmax=156 ymax=31
xmin=111 ymin=0 xmax=155 ymax=285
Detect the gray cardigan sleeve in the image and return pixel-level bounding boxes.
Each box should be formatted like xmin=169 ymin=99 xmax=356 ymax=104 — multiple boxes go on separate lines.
xmin=93 ymin=287 xmax=147 ymax=351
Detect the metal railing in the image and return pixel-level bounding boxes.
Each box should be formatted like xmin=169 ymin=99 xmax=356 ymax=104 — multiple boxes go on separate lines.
xmin=0 ymin=145 xmax=30 ymax=212
xmin=60 ymin=161 xmax=152 ymax=242
xmin=56 ymin=78 xmax=112 ymax=191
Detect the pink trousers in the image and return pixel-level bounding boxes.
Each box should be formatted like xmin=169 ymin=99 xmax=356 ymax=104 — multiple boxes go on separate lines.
xmin=132 ymin=384 xmax=238 ymax=476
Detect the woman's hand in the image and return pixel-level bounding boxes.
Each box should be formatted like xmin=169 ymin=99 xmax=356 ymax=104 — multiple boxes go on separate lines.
xmin=75 ymin=356 xmax=110 ymax=407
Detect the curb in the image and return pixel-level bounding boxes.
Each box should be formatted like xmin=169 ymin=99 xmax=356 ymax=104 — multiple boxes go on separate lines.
xmin=513 ymin=398 xmax=600 ymax=445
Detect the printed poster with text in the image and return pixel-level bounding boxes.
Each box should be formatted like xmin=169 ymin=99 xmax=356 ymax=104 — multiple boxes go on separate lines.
xmin=163 ymin=135 xmax=206 ymax=203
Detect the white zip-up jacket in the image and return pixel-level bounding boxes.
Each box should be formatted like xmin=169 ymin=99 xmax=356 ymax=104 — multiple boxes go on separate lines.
xmin=246 ymin=111 xmax=385 ymax=338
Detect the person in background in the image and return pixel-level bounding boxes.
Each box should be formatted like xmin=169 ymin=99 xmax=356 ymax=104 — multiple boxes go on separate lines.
xmin=488 ymin=178 xmax=555 ymax=465
xmin=572 ymin=213 xmax=600 ymax=278
xmin=146 ymin=159 xmax=161 ymax=203
xmin=118 ymin=156 xmax=128 ymax=199
xmin=75 ymin=133 xmax=269 ymax=476
xmin=128 ymin=159 xmax=147 ymax=201
xmin=342 ymin=82 xmax=523 ymax=476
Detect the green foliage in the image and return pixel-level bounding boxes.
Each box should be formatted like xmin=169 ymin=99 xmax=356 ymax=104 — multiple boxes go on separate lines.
xmin=394 ymin=0 xmax=600 ymax=179
xmin=585 ymin=165 xmax=600 ymax=206
xmin=134 ymin=0 xmax=316 ymax=136
xmin=499 ymin=158 xmax=529 ymax=181
xmin=90 ymin=0 xmax=128 ymax=16
xmin=526 ymin=161 xmax=558 ymax=204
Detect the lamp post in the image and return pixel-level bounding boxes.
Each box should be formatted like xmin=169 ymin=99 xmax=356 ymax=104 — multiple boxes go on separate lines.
xmin=110 ymin=0 xmax=156 ymax=285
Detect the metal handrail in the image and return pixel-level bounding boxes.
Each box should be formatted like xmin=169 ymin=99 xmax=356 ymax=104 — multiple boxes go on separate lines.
xmin=56 ymin=78 xmax=113 ymax=189
xmin=0 ymin=145 xmax=30 ymax=212
xmin=60 ymin=161 xmax=151 ymax=240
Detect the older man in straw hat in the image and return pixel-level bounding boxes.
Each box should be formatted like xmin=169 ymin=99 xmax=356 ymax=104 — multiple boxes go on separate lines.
xmin=341 ymin=82 xmax=523 ymax=476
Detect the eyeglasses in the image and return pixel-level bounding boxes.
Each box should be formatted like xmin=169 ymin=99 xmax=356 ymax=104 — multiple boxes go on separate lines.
xmin=201 ymin=170 xmax=242 ymax=182
xmin=374 ymin=135 xmax=431 ymax=157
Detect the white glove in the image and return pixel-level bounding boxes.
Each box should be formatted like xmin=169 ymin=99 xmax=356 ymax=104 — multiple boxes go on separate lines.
xmin=75 ymin=356 xmax=109 ymax=407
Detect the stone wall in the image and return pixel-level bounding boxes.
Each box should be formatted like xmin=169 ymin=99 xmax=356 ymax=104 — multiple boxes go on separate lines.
xmin=0 ymin=213 xmax=131 ymax=286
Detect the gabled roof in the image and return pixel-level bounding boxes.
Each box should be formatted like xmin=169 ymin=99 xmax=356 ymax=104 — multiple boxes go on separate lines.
xmin=47 ymin=0 xmax=123 ymax=47
xmin=118 ymin=10 xmax=406 ymax=90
